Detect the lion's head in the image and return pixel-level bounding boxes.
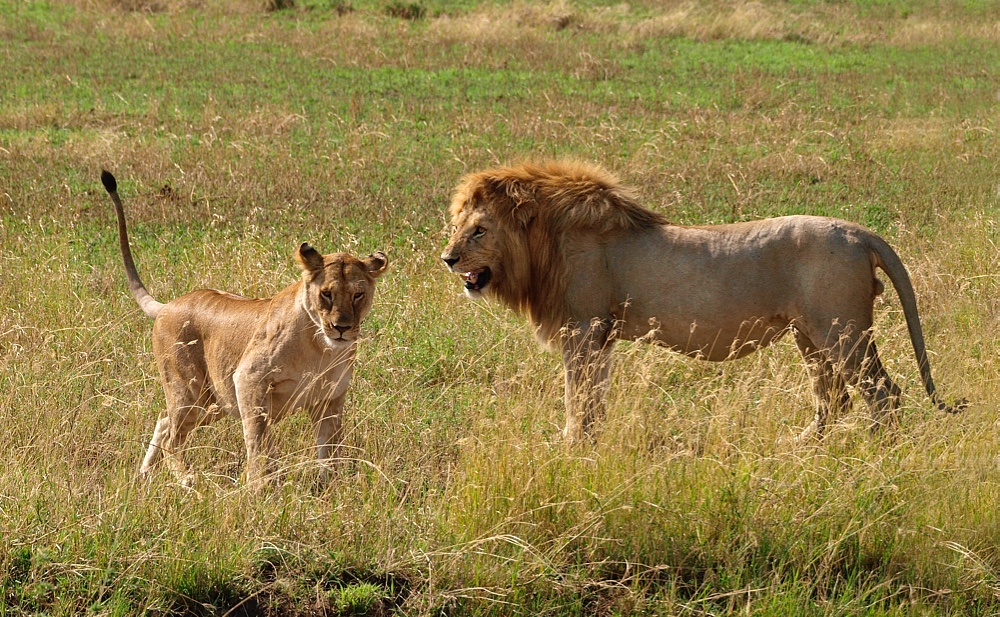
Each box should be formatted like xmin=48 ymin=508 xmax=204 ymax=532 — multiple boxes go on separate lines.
xmin=439 ymin=200 xmax=511 ymax=300
xmin=296 ymin=243 xmax=388 ymax=346
xmin=441 ymin=160 xmax=667 ymax=341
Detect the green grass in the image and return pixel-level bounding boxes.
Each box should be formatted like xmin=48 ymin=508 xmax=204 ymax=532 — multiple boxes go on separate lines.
xmin=2 ymin=0 xmax=999 ymax=614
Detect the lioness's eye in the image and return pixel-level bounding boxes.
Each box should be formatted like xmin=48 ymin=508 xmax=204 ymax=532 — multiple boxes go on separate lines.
xmin=353 ymin=291 xmax=364 ymax=301
xmin=321 ymin=291 xmax=333 ymax=303
xmin=473 ymin=226 xmax=486 ymax=238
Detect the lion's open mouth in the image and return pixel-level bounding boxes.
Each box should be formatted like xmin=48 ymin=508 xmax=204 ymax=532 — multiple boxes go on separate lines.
xmin=461 ymin=267 xmax=492 ymax=291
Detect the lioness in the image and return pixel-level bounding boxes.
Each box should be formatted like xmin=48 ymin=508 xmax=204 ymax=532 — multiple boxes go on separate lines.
xmin=102 ymin=170 xmax=388 ymax=485
xmin=441 ymin=160 xmax=965 ymax=442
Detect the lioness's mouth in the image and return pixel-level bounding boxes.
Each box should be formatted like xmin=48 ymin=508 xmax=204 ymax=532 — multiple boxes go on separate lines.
xmin=461 ymin=267 xmax=492 ymax=291
xmin=323 ymin=330 xmax=357 ymax=346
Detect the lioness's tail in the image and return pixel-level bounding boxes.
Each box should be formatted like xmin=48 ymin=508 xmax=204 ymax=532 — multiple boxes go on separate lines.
xmin=101 ymin=170 xmax=165 ymax=320
xmin=867 ymin=233 xmax=966 ymax=414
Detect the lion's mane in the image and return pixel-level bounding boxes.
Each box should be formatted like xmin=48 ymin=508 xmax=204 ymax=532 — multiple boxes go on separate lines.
xmin=449 ymin=160 xmax=668 ymax=342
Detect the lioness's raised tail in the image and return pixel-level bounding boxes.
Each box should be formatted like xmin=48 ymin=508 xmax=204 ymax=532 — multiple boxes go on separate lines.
xmin=101 ymin=170 xmax=165 ymax=320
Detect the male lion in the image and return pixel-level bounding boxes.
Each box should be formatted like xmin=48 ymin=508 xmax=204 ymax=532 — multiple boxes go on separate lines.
xmin=102 ymin=170 xmax=388 ymax=486
xmin=441 ymin=160 xmax=964 ymax=443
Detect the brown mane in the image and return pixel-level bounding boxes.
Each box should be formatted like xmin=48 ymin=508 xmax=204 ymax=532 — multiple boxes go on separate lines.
xmin=450 ymin=160 xmax=668 ymax=341
xmin=450 ymin=160 xmax=668 ymax=232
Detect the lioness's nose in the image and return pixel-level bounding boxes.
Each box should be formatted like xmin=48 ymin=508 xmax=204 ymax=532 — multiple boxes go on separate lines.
xmin=333 ymin=324 xmax=352 ymax=334
xmin=442 ymin=255 xmax=459 ymax=268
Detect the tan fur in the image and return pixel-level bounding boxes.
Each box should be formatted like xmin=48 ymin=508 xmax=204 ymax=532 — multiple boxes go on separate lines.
xmin=441 ymin=160 xmax=965 ymax=443
xmin=102 ymin=171 xmax=388 ymax=486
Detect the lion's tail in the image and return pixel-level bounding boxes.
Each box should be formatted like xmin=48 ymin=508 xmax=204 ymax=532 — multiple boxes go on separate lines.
xmin=867 ymin=233 xmax=966 ymax=414
xmin=101 ymin=170 xmax=165 ymax=320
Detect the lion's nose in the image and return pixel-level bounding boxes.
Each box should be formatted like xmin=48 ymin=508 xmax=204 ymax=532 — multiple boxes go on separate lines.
xmin=333 ymin=324 xmax=351 ymax=334
xmin=442 ymin=255 xmax=459 ymax=268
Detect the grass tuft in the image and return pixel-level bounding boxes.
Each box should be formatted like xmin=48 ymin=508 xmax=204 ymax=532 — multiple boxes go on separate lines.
xmin=385 ymin=0 xmax=424 ymax=19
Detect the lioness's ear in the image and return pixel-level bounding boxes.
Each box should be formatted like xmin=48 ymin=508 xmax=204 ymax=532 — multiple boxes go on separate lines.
xmin=363 ymin=251 xmax=388 ymax=278
xmin=296 ymin=242 xmax=325 ymax=273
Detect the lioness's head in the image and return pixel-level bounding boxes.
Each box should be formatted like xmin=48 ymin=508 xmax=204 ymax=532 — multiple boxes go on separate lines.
xmin=296 ymin=244 xmax=388 ymax=346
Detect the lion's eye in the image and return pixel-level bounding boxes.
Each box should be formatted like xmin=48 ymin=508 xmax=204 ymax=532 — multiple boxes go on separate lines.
xmin=472 ymin=226 xmax=486 ymax=238
xmin=353 ymin=291 xmax=364 ymax=302
xmin=321 ymin=291 xmax=333 ymax=303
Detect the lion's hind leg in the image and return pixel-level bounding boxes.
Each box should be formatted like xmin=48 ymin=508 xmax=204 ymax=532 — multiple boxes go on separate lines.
xmin=818 ymin=322 xmax=902 ymax=435
xmin=857 ymin=342 xmax=902 ymax=433
xmin=140 ymin=408 xmax=201 ymax=486
xmin=793 ymin=328 xmax=850 ymax=441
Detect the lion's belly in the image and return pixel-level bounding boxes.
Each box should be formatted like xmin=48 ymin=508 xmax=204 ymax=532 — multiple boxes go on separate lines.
xmin=617 ymin=310 xmax=790 ymax=360
xmin=611 ymin=258 xmax=796 ymax=360
xmin=605 ymin=221 xmax=834 ymax=358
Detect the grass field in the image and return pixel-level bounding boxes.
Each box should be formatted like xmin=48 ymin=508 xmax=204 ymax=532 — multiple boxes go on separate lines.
xmin=2 ymin=0 xmax=999 ymax=614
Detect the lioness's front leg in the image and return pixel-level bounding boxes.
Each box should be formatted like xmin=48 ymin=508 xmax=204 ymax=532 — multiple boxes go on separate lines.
xmin=311 ymin=391 xmax=346 ymax=483
xmin=239 ymin=407 xmax=277 ymax=489
xmin=561 ymin=319 xmax=616 ymax=444
xmin=233 ymin=369 xmax=278 ymax=489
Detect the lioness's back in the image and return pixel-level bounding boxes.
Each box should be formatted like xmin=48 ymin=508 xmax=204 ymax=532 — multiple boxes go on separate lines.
xmin=151 ymin=290 xmax=271 ymax=371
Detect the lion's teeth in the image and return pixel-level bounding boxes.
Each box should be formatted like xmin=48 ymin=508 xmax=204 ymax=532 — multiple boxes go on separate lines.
xmin=466 ymin=271 xmax=478 ymax=284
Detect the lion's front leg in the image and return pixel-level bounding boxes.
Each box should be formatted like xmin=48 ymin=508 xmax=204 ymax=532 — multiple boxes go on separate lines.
xmin=561 ymin=319 xmax=616 ymax=444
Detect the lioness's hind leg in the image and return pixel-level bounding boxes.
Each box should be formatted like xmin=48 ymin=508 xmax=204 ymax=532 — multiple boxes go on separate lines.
xmin=794 ymin=329 xmax=850 ymax=440
xmin=821 ymin=326 xmax=900 ymax=435
xmin=157 ymin=403 xmax=206 ymax=486
xmin=858 ymin=342 xmax=902 ymax=433
xmin=140 ymin=414 xmax=171 ymax=476
xmin=144 ymin=381 xmax=213 ymax=486
xmin=140 ymin=403 xmax=200 ymax=485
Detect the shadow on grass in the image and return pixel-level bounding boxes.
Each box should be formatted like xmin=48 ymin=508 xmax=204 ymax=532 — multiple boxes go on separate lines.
xmin=1 ymin=545 xmax=411 ymax=617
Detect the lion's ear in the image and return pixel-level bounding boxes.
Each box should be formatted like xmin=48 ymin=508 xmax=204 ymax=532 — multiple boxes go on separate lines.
xmin=510 ymin=202 xmax=535 ymax=228
xmin=484 ymin=177 xmax=536 ymax=228
xmin=363 ymin=251 xmax=388 ymax=278
xmin=296 ymin=242 xmax=325 ymax=273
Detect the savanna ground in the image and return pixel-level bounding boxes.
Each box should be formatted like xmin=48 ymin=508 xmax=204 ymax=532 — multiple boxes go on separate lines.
xmin=1 ymin=0 xmax=999 ymax=614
